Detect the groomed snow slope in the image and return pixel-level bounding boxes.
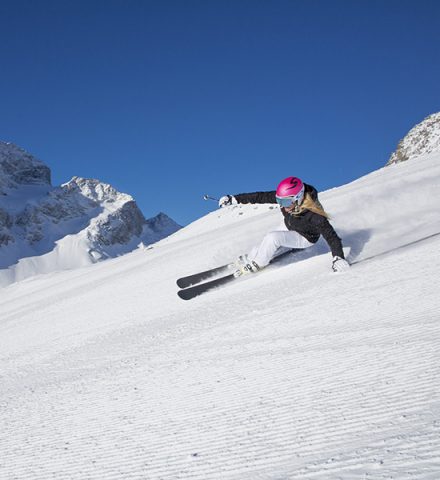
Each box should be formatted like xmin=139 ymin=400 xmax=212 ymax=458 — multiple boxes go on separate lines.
xmin=1 ymin=154 xmax=440 ymax=480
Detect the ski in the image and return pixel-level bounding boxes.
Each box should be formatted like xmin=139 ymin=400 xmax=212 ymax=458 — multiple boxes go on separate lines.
xmin=177 ymin=248 xmax=301 ymax=290
xmin=177 ymin=249 xmax=302 ymax=300
xmin=176 ymin=263 xmax=233 ymax=289
xmin=177 ymin=273 xmax=237 ymax=300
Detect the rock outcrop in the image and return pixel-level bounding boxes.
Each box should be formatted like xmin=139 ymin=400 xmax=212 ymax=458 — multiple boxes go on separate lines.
xmin=387 ymin=113 xmax=440 ymax=165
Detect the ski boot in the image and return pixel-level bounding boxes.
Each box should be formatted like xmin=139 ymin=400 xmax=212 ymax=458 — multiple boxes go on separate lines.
xmin=233 ymin=255 xmax=261 ymax=277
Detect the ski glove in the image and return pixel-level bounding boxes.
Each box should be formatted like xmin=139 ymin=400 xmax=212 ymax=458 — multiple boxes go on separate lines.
xmin=332 ymin=256 xmax=350 ymax=272
xmin=218 ymin=195 xmax=238 ymax=208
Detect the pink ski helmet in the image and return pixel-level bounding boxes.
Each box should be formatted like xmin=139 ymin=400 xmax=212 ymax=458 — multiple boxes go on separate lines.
xmin=275 ymin=176 xmax=305 ymax=207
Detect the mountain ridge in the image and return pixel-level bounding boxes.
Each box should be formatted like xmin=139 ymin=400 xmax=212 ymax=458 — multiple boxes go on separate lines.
xmin=0 ymin=141 xmax=181 ymax=286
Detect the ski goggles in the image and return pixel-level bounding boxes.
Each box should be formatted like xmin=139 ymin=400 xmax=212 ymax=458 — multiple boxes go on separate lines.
xmin=276 ymin=194 xmax=301 ymax=207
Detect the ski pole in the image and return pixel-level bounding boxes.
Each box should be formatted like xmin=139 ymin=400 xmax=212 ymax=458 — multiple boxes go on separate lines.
xmin=203 ymin=194 xmax=219 ymax=202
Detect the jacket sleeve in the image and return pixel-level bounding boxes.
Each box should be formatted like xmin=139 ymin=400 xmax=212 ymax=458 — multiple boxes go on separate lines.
xmin=234 ymin=191 xmax=277 ymax=204
xmin=313 ymin=215 xmax=345 ymax=258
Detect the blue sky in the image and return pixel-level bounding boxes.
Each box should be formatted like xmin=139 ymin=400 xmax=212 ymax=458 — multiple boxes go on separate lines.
xmin=1 ymin=0 xmax=439 ymax=225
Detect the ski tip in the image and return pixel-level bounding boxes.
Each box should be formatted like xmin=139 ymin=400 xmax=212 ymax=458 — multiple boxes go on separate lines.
xmin=177 ymin=289 xmax=193 ymax=301
xmin=177 ymin=279 xmax=197 ymax=289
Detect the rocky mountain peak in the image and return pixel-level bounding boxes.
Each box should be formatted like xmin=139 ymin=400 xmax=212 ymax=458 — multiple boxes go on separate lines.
xmin=387 ymin=112 xmax=440 ymax=165
xmin=0 ymin=142 xmax=51 ymax=193
xmin=63 ymin=176 xmax=132 ymax=204
xmin=144 ymin=212 xmax=182 ymax=241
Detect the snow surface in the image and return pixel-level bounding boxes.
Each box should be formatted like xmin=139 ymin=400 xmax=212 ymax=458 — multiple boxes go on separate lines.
xmin=1 ymin=153 xmax=440 ymax=479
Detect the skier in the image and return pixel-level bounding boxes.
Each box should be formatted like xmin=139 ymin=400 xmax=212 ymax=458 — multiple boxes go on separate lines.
xmin=218 ymin=176 xmax=350 ymax=274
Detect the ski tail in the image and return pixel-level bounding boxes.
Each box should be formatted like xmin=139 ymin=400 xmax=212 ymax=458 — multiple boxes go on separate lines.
xmin=176 ymin=263 xmax=233 ymax=289
xmin=178 ymin=273 xmax=237 ymax=300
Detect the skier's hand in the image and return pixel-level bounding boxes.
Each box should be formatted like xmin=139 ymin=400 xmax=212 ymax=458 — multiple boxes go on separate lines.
xmin=332 ymin=256 xmax=350 ymax=272
xmin=218 ymin=195 xmax=237 ymax=208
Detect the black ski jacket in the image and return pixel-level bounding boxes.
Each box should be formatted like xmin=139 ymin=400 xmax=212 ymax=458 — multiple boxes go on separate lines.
xmin=234 ymin=183 xmax=345 ymax=258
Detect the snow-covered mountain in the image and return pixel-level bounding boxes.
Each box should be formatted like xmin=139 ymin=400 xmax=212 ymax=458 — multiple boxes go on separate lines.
xmin=1 ymin=144 xmax=439 ymax=478
xmin=0 ymin=142 xmax=181 ymax=286
xmin=386 ymin=112 xmax=440 ymax=165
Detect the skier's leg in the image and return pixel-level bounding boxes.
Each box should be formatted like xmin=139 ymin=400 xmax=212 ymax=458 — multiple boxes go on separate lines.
xmin=248 ymin=230 xmax=313 ymax=268
xmin=260 ymin=221 xmax=297 ymax=260
xmin=247 ymin=221 xmax=288 ymax=261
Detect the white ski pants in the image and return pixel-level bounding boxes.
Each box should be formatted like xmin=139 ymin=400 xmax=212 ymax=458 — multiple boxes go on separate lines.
xmin=248 ymin=221 xmax=314 ymax=268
